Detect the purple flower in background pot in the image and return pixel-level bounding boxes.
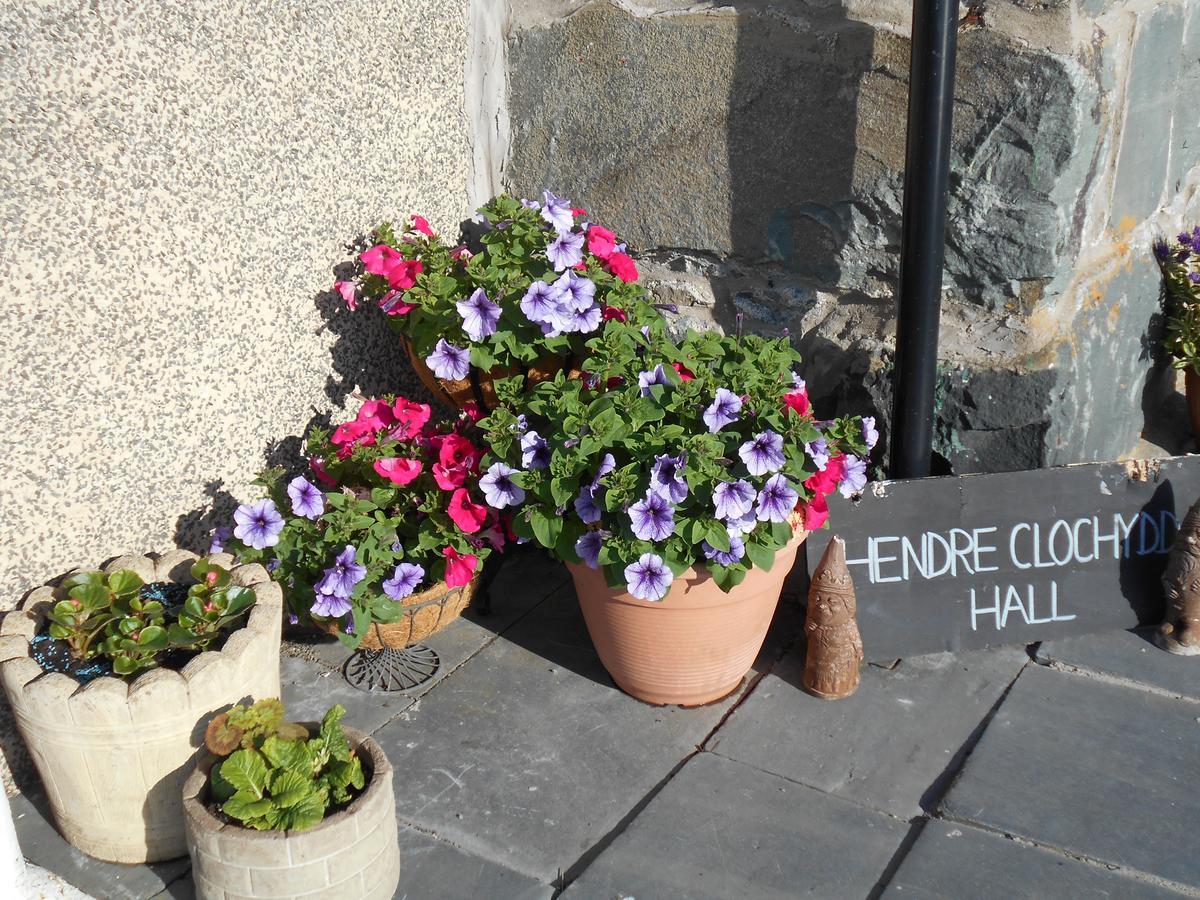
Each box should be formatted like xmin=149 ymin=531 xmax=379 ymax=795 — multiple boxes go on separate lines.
xmin=713 ymin=479 xmax=756 ymax=522
xmin=521 ymin=431 xmax=551 ymax=469
xmin=702 ymin=532 xmax=746 ymax=567
xmin=427 ymin=339 xmax=471 ymax=381
xmin=287 ymin=476 xmax=325 ymax=520
xmin=840 ymin=455 xmax=868 ymax=498
xmin=624 ymin=553 xmax=673 ymax=602
xmin=637 ymin=364 xmax=671 ymax=397
xmin=576 ymin=530 xmax=608 ymax=568
xmin=315 ymin=545 xmax=366 ymax=600
xmin=755 ymin=474 xmax=799 ymax=523
xmin=739 ymin=430 xmax=785 ymax=476
xmin=520 ymin=280 xmax=561 ymax=324
xmin=703 ymin=388 xmax=742 ymax=433
xmin=540 ymin=189 xmax=574 ymax=232
xmin=649 ymin=453 xmax=689 ymax=504
xmin=547 ymin=230 xmax=584 ymax=271
xmin=480 ymin=463 xmax=525 ymax=509
xmin=629 ymin=492 xmax=675 ymax=542
xmin=456 ymin=288 xmax=502 ymax=341
xmin=382 ymin=563 xmax=425 ymax=600
xmin=233 ymin=499 xmax=285 ymax=550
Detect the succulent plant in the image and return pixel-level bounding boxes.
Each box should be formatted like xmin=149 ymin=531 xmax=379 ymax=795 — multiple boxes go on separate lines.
xmin=206 ymin=702 xmax=365 ymax=832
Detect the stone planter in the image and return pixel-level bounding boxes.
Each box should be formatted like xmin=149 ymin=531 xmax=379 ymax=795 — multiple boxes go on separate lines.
xmin=0 ymin=550 xmax=282 ymax=863
xmin=567 ymin=530 xmax=808 ymax=706
xmin=182 ymin=727 xmax=399 ymax=900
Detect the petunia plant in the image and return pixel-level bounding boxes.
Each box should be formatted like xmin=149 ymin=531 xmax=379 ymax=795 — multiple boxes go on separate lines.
xmin=331 ymin=192 xmax=661 ymax=385
xmin=1155 ymin=228 xmax=1200 ymax=374
xmin=479 ymin=323 xmax=875 ymax=601
xmin=219 ymin=396 xmax=503 ymax=647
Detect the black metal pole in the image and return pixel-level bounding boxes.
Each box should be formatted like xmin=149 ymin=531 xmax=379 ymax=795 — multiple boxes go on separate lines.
xmin=890 ymin=0 xmax=958 ymax=478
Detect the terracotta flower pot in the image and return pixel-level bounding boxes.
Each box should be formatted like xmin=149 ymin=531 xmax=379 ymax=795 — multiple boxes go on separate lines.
xmin=0 ymin=551 xmax=282 ymax=863
xmin=313 ymin=575 xmax=480 ymax=649
xmin=182 ymin=726 xmax=399 ymax=900
xmin=1186 ymin=368 xmax=1200 ymax=440
xmin=401 ymin=335 xmax=577 ymax=412
xmin=566 ymin=531 xmax=808 ymax=706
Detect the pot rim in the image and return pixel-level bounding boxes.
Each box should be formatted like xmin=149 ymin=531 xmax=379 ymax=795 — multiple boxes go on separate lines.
xmin=0 ymin=552 xmax=281 ymax=702
xmin=181 ymin=726 xmax=390 ymax=840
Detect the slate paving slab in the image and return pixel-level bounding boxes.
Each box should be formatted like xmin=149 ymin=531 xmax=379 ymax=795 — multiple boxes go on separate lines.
xmin=708 ymin=645 xmax=1028 ymax=819
xmin=940 ymin=663 xmax=1200 ymax=890
xmin=282 ymin=549 xmax=571 ymax=734
xmin=563 ymin=751 xmax=906 ymax=900
xmin=372 ymin=581 xmax=772 ymax=882
xmin=883 ymin=819 xmax=1188 ymax=898
xmin=395 ymin=826 xmax=554 ymax=900
xmin=11 ymin=788 xmax=190 ymax=900
xmin=1035 ymin=628 xmax=1200 ymax=702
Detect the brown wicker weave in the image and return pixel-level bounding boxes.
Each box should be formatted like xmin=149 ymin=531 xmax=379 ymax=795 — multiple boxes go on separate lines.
xmin=401 ymin=335 xmax=576 ymax=412
xmin=315 ymin=574 xmax=480 ymax=650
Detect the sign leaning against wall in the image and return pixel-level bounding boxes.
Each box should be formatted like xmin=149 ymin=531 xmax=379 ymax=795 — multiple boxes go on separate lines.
xmin=804 ymin=456 xmax=1199 ymax=661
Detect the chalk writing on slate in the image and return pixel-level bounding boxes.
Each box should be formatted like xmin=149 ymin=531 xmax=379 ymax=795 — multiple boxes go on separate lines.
xmin=804 ymin=457 xmax=1200 ymax=661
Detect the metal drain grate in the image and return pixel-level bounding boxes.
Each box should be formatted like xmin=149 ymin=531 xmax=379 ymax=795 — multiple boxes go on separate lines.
xmin=343 ymin=644 xmax=440 ymax=693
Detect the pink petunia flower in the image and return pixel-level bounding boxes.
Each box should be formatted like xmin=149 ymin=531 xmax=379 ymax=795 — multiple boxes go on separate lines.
xmin=373 ymin=457 xmax=423 ymax=486
xmin=448 ymin=489 xmax=488 ymax=533
xmin=586 ymin=225 xmax=617 ymax=261
xmin=783 ymin=388 xmax=810 ymax=417
xmin=443 ymin=546 xmax=478 ymax=587
xmin=390 ymin=398 xmax=431 ymax=440
xmin=411 ymin=215 xmax=435 ymax=236
xmin=309 ymin=457 xmax=337 ymax=487
xmin=449 ymin=244 xmax=473 ymax=262
xmin=603 ymin=306 xmax=628 ymax=323
xmin=385 ymin=259 xmax=422 ymax=291
xmin=804 ymin=454 xmax=846 ymax=497
xmin=438 ymin=434 xmax=480 ymax=472
xmin=379 ymin=290 xmax=416 ymax=316
xmin=672 ymin=362 xmax=695 ymax=382
xmin=432 ymin=462 xmax=469 ymax=491
xmin=356 ymin=399 xmax=395 ymax=431
xmin=361 ymin=244 xmax=403 ymax=277
xmin=801 ymin=493 xmax=829 ymax=530
xmin=607 ymin=252 xmax=638 ymax=282
xmin=334 ymin=280 xmax=358 ymax=311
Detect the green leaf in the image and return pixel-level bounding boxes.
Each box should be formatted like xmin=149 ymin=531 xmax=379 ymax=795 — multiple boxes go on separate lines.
xmin=744 ymin=540 xmax=777 ymax=573
xmin=260 ymin=735 xmax=313 ymax=775
xmin=219 ymin=749 xmax=269 ymax=799
xmin=222 ymin=791 xmax=274 ymax=824
xmin=704 ymin=521 xmax=730 ymax=552
xmin=137 ymin=625 xmax=168 ymax=649
xmin=269 ymin=769 xmax=313 ymax=809
xmin=106 ymin=570 xmax=144 ymax=596
xmin=209 ymin=765 xmax=238 ymax=802
xmin=277 ymin=791 xmax=326 ymax=832
xmin=528 ymin=508 xmax=562 ymax=549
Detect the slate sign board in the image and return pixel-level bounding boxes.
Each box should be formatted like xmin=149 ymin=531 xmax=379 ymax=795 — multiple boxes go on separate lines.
xmin=804 ymin=456 xmax=1200 ymax=661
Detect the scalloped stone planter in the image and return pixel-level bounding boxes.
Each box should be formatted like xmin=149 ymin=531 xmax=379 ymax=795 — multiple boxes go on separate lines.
xmin=567 ymin=530 xmax=808 ymax=706
xmin=183 ymin=727 xmax=399 ymax=900
xmin=0 ymin=550 xmax=282 ymax=863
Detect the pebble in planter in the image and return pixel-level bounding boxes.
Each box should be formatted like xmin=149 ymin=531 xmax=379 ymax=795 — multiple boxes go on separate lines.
xmin=0 ymin=550 xmax=282 ymax=863
xmin=183 ymin=701 xmax=400 ymax=900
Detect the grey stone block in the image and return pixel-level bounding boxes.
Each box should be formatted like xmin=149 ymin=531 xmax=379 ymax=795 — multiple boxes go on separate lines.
xmin=396 ymin=826 xmax=554 ymax=900
xmin=1169 ymin=5 xmax=1200 ymax=194
xmin=564 ymin=752 xmax=906 ymax=900
xmin=940 ymin=663 xmax=1200 ymax=889
xmin=374 ymin=584 xmax=764 ymax=881
xmin=708 ymin=647 xmax=1028 ymax=818
xmin=1036 ymin=627 xmax=1200 ymax=702
xmin=883 ymin=819 xmax=1187 ymax=899
xmin=1110 ymin=2 xmax=1184 ymax=225
xmin=10 ymin=788 xmax=190 ymax=900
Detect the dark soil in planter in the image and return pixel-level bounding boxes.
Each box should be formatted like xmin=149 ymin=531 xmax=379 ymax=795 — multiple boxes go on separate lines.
xmin=31 ymin=581 xmax=237 ymax=684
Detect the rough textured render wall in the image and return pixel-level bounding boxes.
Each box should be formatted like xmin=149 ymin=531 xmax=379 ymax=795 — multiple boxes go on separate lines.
xmin=0 ymin=0 xmax=470 ymax=603
xmin=504 ymin=0 xmax=1200 ymax=473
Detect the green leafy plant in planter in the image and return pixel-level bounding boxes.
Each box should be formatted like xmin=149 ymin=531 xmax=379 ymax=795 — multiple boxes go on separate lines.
xmin=42 ymin=562 xmax=257 ymax=677
xmin=480 ymin=323 xmax=876 ymax=598
xmin=204 ymin=701 xmax=364 ymax=832
xmin=1155 ymin=229 xmax=1200 ymax=375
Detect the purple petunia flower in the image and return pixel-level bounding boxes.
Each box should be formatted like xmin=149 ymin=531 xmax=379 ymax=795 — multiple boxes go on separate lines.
xmin=624 ymin=553 xmax=673 ymax=602
xmin=840 ymin=454 xmax=868 ymax=498
xmin=456 ymin=288 xmax=502 ymax=341
xmin=713 ymin=479 xmax=756 ymax=521
xmin=756 ymin=474 xmax=799 ymax=523
xmin=638 ymin=364 xmax=671 ymax=397
xmin=629 ymin=491 xmax=675 ymax=542
xmin=575 ymin=530 xmax=607 ymax=568
xmin=550 ymin=271 xmax=596 ymax=311
xmin=521 ymin=280 xmax=561 ymax=324
xmin=649 ymin=453 xmax=689 ymax=504
xmin=233 ymin=499 xmax=285 ymax=550
xmin=703 ymin=388 xmax=742 ymax=433
xmin=311 ymin=589 xmax=351 ymax=618
xmin=287 ymin=476 xmax=324 ymax=520
xmin=805 ymin=437 xmax=830 ymax=471
xmin=521 ymin=431 xmax=551 ymax=469
xmin=575 ymin=452 xmax=616 ymax=523
xmin=593 ymin=453 xmax=617 ymax=485
xmin=208 ymin=526 xmax=231 ymax=554
xmin=427 ymin=339 xmax=471 ymax=381
xmin=1153 ymin=239 xmax=1171 ymax=261
xmin=861 ymin=417 xmax=879 ymax=452
xmin=541 ymin=190 xmax=574 ymax=232
xmin=739 ymin=431 xmax=786 ymax=476
xmin=382 ymin=562 xmax=425 ymax=600
xmin=725 ymin=507 xmax=759 ymax=536
xmin=520 ymin=197 xmax=541 ymax=210
xmin=480 ymin=462 xmax=525 ymax=509
xmin=553 ymin=303 xmax=603 ymax=334
xmin=702 ymin=532 xmax=746 ymax=567
xmin=547 ymin=230 xmax=585 ymax=271
xmin=1179 ymin=231 xmax=1194 ymax=247
xmin=315 ymin=545 xmax=367 ymax=600
xmin=1191 ymin=272 xmax=1200 ymax=284
xmin=792 ymin=372 xmax=807 ymax=390
xmin=266 ymin=559 xmax=281 ymax=573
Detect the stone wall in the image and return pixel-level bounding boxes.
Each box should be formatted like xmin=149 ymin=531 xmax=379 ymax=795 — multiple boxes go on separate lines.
xmin=503 ymin=0 xmax=1200 ymax=472
xmin=0 ymin=0 xmax=472 ymax=604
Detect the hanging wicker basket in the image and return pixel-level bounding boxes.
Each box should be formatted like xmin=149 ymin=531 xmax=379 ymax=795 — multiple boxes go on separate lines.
xmin=401 ymin=335 xmax=577 ymax=413
xmin=315 ymin=574 xmax=480 ymax=650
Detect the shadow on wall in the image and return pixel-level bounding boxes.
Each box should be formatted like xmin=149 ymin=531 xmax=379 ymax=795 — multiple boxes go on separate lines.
xmin=719 ymin=6 xmax=888 ymax=458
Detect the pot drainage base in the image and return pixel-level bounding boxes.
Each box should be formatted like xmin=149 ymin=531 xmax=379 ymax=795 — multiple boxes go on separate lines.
xmin=343 ymin=644 xmax=440 ymax=693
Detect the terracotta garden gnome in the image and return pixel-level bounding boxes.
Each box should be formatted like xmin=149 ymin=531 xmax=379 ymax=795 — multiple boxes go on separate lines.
xmin=1158 ymin=496 xmax=1200 ymax=655
xmin=803 ymin=536 xmax=864 ymax=698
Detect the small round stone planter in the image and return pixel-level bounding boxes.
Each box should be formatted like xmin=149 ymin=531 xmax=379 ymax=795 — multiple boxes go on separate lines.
xmin=183 ymin=727 xmax=400 ymax=900
xmin=0 ymin=550 xmax=282 ymax=864
xmin=567 ymin=530 xmax=808 ymax=706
